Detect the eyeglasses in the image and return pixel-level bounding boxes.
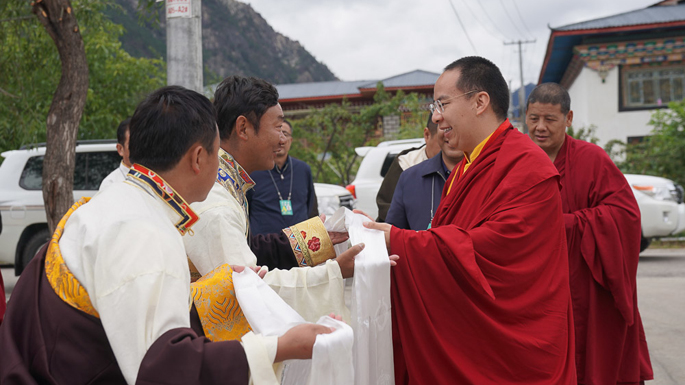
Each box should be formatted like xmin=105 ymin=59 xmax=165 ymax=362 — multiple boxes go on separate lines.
xmin=429 ymin=90 xmax=479 ymax=115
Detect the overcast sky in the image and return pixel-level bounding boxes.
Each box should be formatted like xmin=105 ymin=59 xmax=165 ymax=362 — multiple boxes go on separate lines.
xmin=241 ymin=0 xmax=657 ymax=89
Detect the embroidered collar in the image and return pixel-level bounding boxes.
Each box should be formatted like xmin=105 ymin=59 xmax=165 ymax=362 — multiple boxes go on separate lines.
xmin=127 ymin=164 xmax=199 ymax=235
xmin=217 ymin=149 xmax=255 ymax=196
xmin=216 ymin=149 xmax=253 ymax=238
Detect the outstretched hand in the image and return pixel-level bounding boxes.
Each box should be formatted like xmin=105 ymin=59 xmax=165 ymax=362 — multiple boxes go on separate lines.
xmin=361 ymin=220 xmax=392 ymax=252
xmin=319 ymin=213 xmax=350 ymax=245
xmin=336 ymin=242 xmax=400 ymax=278
xmin=231 ymin=265 xmax=267 ymax=278
xmin=335 ymin=243 xmax=364 ymax=279
xmin=352 ymin=209 xmax=374 ymax=221
xmin=328 ymin=231 xmax=349 ymax=245
xmin=276 ymin=323 xmax=335 ymax=362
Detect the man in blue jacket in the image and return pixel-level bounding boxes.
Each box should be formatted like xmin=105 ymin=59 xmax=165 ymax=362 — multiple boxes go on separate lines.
xmin=385 ymin=127 xmax=463 ymax=230
xmin=248 ymin=119 xmax=318 ymax=235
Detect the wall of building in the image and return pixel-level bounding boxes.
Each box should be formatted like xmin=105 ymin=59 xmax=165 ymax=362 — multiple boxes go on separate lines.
xmin=568 ymin=66 xmax=655 ymax=148
xmin=382 ymin=115 xmax=400 ymax=137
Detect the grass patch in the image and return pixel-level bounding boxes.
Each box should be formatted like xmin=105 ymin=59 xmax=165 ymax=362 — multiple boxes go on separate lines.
xmin=649 ymin=231 xmax=685 ymax=249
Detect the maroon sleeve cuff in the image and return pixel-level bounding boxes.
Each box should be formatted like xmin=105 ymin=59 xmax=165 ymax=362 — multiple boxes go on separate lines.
xmin=137 ymin=327 xmax=249 ymax=385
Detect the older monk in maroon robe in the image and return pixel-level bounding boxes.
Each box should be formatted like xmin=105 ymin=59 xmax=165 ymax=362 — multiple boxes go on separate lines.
xmin=526 ymin=82 xmax=653 ymax=385
xmin=366 ymin=57 xmax=576 ymax=385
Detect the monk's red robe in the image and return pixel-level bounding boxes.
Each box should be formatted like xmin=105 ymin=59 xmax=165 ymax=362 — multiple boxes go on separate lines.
xmin=555 ymin=135 xmax=652 ymax=385
xmin=390 ymin=123 xmax=576 ymax=384
xmin=0 ymin=246 xmax=250 ymax=385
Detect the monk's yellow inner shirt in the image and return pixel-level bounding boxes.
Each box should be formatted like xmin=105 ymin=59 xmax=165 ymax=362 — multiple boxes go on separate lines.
xmin=447 ymin=130 xmax=495 ymax=196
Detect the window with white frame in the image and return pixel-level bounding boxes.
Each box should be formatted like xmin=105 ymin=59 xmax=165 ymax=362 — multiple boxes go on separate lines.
xmin=622 ymin=65 xmax=685 ymax=109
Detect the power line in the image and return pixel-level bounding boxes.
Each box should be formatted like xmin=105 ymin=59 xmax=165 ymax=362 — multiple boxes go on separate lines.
xmin=510 ymin=0 xmax=535 ymax=39
xmin=475 ymin=0 xmax=510 ymax=41
xmin=447 ymin=0 xmax=478 ymax=54
xmin=497 ymin=0 xmax=525 ymax=38
xmin=458 ymin=0 xmax=507 ymax=42
xmin=524 ymin=41 xmax=540 ymax=81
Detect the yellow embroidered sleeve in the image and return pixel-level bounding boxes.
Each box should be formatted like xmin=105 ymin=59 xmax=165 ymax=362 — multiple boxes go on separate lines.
xmin=282 ymin=216 xmax=335 ymax=267
xmin=45 ymin=197 xmax=100 ymax=318
xmin=190 ymin=264 xmax=252 ymax=341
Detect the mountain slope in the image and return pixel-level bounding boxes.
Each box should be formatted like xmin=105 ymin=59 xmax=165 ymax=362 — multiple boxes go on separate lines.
xmin=106 ymin=0 xmax=338 ymax=85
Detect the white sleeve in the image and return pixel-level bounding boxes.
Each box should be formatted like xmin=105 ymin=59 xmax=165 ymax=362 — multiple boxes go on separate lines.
xmin=241 ymin=332 xmax=280 ymax=385
xmin=263 ymin=260 xmax=349 ymax=323
xmin=186 ymin=189 xmax=258 ymax=275
xmin=92 ymin=221 xmax=191 ymax=385
xmin=98 ymin=169 xmax=117 ymax=190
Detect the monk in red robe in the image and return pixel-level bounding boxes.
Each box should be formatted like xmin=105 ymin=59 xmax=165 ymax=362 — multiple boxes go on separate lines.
xmin=366 ymin=57 xmax=576 ymax=384
xmin=526 ymin=83 xmax=653 ymax=385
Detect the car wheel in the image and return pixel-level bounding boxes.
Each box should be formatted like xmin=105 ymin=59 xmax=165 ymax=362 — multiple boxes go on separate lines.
xmin=16 ymin=228 xmax=50 ymax=275
xmin=640 ymin=235 xmax=651 ymax=253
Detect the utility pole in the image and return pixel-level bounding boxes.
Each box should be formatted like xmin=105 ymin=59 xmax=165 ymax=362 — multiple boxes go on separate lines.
xmin=165 ymin=0 xmax=203 ymax=92
xmin=504 ymin=39 xmax=535 ymax=133
xmin=508 ymin=79 xmax=514 ymax=122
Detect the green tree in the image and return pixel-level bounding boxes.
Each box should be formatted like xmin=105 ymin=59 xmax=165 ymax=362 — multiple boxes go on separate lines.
xmin=1 ymin=0 xmax=164 ymax=229
xmin=567 ymin=124 xmax=599 ymax=144
xmin=289 ymin=83 xmax=426 ymax=185
xmin=618 ymin=100 xmax=685 ymax=187
xmin=0 ymin=0 xmax=165 ymax=154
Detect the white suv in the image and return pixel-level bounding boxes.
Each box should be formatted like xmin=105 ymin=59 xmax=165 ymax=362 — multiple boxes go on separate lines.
xmin=345 ymin=138 xmax=424 ymax=219
xmin=315 ymin=183 xmax=356 ymax=216
xmin=0 ymin=141 xmax=121 ymax=275
xmin=0 ymin=142 xmax=355 ymax=275
xmin=625 ymin=174 xmax=685 ymax=250
xmin=346 ymin=140 xmax=685 ymax=251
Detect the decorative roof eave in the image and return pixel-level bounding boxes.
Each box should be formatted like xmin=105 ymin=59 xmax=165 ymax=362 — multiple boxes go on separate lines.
xmin=279 ymin=93 xmax=367 ymax=103
xmin=549 ymin=19 xmax=685 ymax=34
xmin=559 ymin=55 xmax=585 ymax=89
xmin=280 ymin=84 xmax=436 ymax=104
xmin=357 ymin=85 xmax=435 ymax=93
xmin=539 ymin=19 xmax=685 ymax=84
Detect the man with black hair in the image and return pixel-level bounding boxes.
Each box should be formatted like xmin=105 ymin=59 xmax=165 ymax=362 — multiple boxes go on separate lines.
xmin=184 ymin=76 xmax=383 ymax=324
xmin=375 ymin=112 xmax=443 ymax=222
xmin=365 ymin=57 xmax=576 ymax=384
xmin=526 ymin=82 xmax=653 ymax=385
xmin=248 ymin=119 xmax=319 ymax=235
xmin=0 ymin=86 xmax=334 ymax=384
xmin=99 ymin=117 xmax=132 ymax=190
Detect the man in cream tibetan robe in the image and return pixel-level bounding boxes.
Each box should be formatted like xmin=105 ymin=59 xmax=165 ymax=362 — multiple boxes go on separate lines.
xmin=0 ymin=86 xmax=335 ymax=384
xmin=184 ymin=76 xmax=363 ymax=323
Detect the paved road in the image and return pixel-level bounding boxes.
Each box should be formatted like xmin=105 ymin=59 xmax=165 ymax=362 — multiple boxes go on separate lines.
xmin=637 ymin=249 xmax=685 ymax=384
xmin=2 ymin=250 xmax=685 ymax=383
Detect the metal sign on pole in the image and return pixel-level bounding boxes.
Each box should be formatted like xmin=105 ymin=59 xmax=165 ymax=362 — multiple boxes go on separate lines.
xmin=166 ymin=0 xmax=203 ymax=92
xmin=166 ymin=0 xmax=192 ymax=18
